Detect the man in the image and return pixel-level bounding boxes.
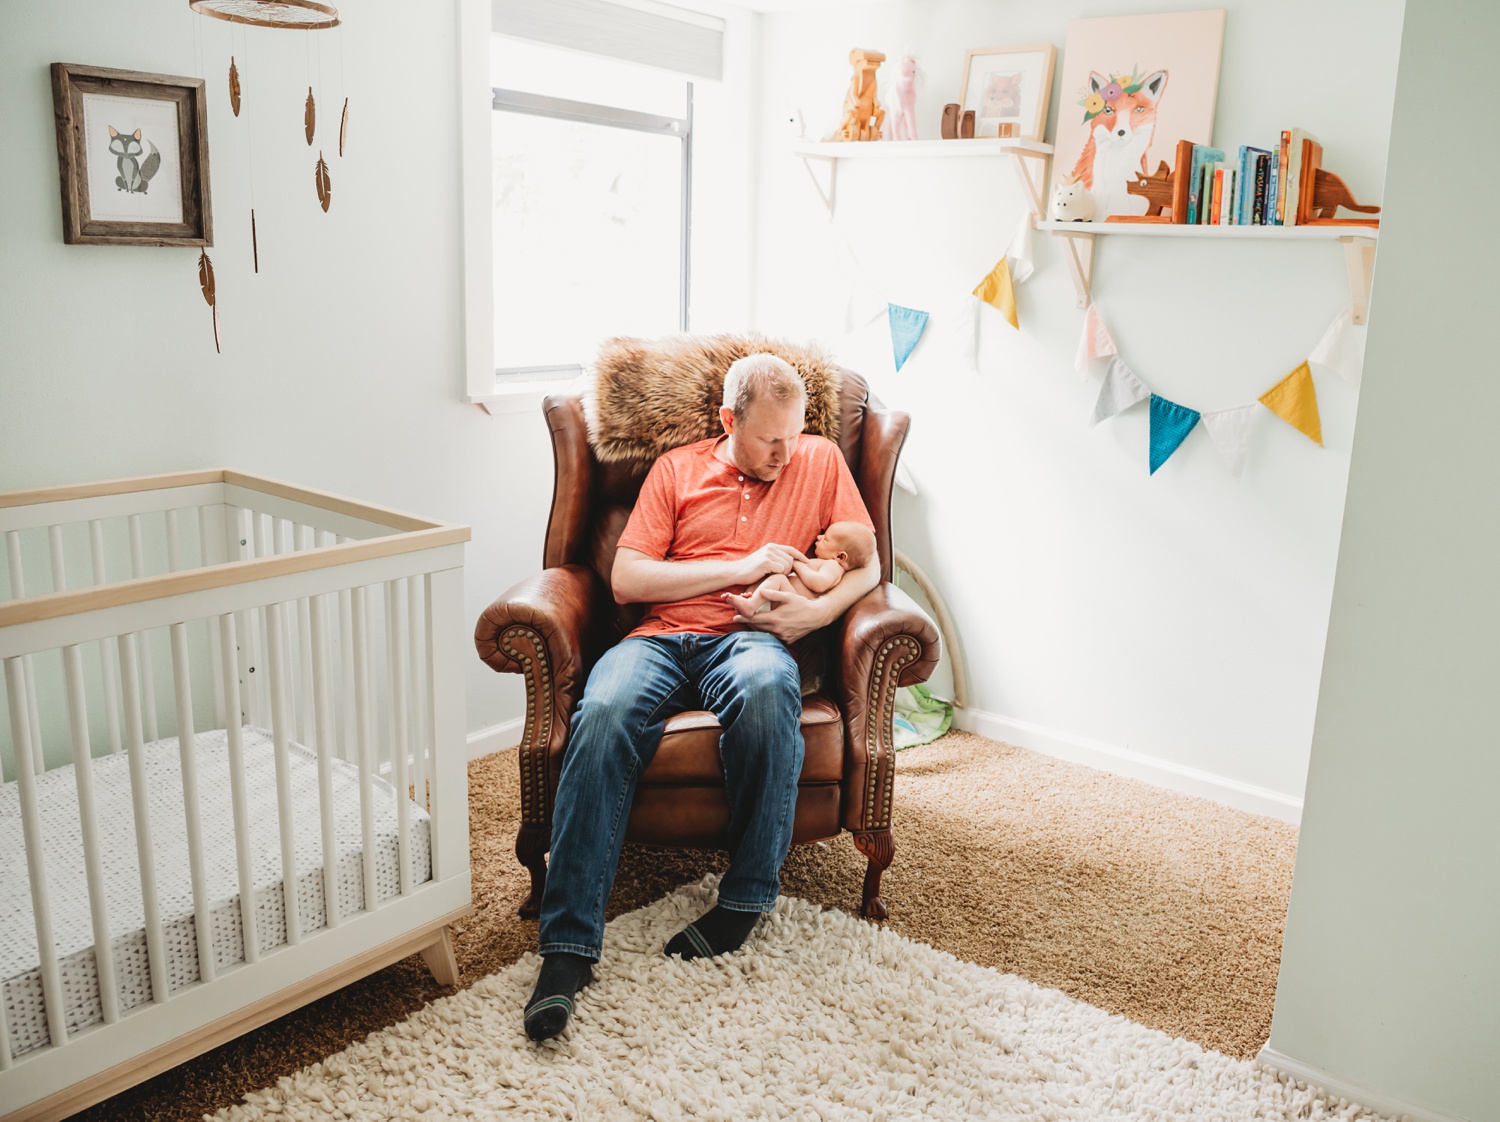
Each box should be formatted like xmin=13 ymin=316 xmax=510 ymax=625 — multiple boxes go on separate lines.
xmin=523 ymin=353 xmax=880 ymax=1041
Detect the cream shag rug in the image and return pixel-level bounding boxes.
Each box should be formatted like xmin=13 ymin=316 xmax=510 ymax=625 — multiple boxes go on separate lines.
xmin=214 ymin=878 xmax=1392 ymax=1122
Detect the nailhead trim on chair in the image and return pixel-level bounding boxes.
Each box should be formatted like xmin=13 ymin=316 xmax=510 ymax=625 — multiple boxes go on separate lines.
xmin=501 ymin=626 xmax=553 ymax=824
xmin=864 ymin=636 xmax=920 ymax=829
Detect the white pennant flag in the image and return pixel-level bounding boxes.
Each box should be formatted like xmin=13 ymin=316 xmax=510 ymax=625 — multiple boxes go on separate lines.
xmin=1092 ymin=355 xmax=1151 ymax=425
xmin=946 ymin=294 xmax=980 ymax=376
xmin=1200 ymin=404 xmax=1259 ymax=478
xmin=1075 ymin=302 xmax=1119 ymax=381
xmin=1006 ymin=216 xmax=1035 ymax=285
xmin=1308 ymin=308 xmax=1363 ymax=387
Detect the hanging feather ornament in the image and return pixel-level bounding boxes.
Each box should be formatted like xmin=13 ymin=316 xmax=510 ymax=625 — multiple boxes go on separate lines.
xmin=197 ymin=250 xmax=220 ymax=353
xmin=339 ymin=97 xmax=349 ymax=156
xmin=251 ymin=209 xmax=259 ymax=273
xmin=229 ymin=57 xmax=241 ymax=116
xmin=314 ymin=152 xmax=331 ymax=212
xmin=304 ymin=86 xmax=316 ymax=145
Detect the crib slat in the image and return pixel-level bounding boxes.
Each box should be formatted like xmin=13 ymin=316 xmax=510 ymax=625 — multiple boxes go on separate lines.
xmin=4 ymin=657 xmax=69 ymax=1049
xmin=63 ymin=644 xmax=121 ymax=1024
xmin=200 ymin=505 xmax=228 ymax=727
xmin=5 ymin=530 xmax=45 ymax=774
xmin=338 ymin=582 xmax=356 ymax=765
xmin=118 ymin=634 xmax=169 ymax=1004
xmin=170 ymin=624 xmax=217 ymax=984
xmin=385 ymin=580 xmax=413 ymax=896
xmin=128 ymin=515 xmax=160 ymax=742
xmin=351 ymin=584 xmax=379 ymax=912
xmin=89 ymin=520 xmax=124 ymax=755
xmin=308 ymin=592 xmax=341 ymax=928
xmin=250 ymin=513 xmax=273 ymax=726
xmin=296 ymin=525 xmax=315 ymax=748
xmin=264 ymin=602 xmax=304 ymax=945
xmin=227 ymin=506 xmax=261 ymax=730
xmin=165 ymin=508 xmax=183 ymax=572
xmin=217 ymin=614 xmax=260 ymax=963
xmin=47 ymin=524 xmax=66 ymax=593
xmin=407 ymin=574 xmax=427 ymax=809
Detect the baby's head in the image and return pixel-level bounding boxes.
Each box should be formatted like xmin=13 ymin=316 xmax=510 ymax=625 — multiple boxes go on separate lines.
xmin=814 ymin=521 xmax=876 ymax=571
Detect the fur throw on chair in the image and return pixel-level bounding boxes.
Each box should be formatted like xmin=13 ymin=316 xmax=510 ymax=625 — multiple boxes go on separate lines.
xmin=583 ymin=334 xmax=843 ymax=466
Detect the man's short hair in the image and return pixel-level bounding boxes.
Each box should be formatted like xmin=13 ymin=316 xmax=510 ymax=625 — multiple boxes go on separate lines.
xmin=723 ymin=353 xmax=807 ymax=420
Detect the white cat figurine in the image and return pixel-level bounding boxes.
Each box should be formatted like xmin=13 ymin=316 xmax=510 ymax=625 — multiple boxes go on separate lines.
xmin=1051 ymin=179 xmax=1097 ymax=222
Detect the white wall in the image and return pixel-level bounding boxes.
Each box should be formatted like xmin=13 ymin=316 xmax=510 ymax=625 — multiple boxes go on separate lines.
xmin=1264 ymin=2 xmax=1500 ymax=1119
xmin=0 ymin=0 xmax=754 ymax=745
xmin=751 ymin=0 xmax=1404 ymax=810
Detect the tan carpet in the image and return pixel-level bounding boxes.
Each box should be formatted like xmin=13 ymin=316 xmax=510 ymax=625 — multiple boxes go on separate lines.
xmin=75 ymin=730 xmax=1297 ymax=1122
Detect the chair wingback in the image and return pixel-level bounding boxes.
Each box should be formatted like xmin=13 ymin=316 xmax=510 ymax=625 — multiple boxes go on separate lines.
xmin=540 ymin=368 xmax=906 ymax=626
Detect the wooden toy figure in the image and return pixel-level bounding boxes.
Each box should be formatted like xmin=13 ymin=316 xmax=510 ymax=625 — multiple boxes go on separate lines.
xmin=1122 ymin=160 xmax=1175 ymax=218
xmin=941 ymin=103 xmax=960 ymax=139
xmin=888 ymin=51 xmax=918 ymax=141
xmin=838 ymin=48 xmax=885 ymax=141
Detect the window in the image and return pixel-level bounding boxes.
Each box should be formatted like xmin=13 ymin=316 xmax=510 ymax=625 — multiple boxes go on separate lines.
xmin=491 ymin=37 xmax=693 ymax=380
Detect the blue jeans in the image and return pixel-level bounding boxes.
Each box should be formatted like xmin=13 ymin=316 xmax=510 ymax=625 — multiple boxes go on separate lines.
xmin=537 ymin=631 xmax=805 ymax=959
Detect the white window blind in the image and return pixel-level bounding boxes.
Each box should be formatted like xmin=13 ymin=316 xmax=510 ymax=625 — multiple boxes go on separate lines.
xmin=493 ymin=0 xmax=724 ymax=81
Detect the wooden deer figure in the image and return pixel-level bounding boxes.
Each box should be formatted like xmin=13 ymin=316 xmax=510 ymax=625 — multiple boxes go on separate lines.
xmin=838 ymin=48 xmax=886 ymax=141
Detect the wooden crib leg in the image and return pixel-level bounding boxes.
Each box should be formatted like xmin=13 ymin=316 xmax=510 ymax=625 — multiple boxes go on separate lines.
xmin=420 ymin=926 xmax=460 ymax=986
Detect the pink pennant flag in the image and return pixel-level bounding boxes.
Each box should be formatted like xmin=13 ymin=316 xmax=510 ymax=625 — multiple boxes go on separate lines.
xmin=1074 ymin=303 xmax=1119 ymax=381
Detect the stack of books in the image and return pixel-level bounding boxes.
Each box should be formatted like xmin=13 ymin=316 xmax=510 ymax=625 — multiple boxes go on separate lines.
xmin=1182 ymin=129 xmax=1323 ymax=226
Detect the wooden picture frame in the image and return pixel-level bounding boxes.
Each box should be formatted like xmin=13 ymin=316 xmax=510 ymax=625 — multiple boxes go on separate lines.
xmin=957 ymin=44 xmax=1056 ymax=142
xmin=52 ymin=62 xmax=213 ymax=247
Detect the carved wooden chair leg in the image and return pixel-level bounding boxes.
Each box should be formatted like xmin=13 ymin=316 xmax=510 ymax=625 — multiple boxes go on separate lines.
xmin=853 ymin=828 xmax=894 ymax=920
xmin=516 ymin=822 xmax=550 ymax=919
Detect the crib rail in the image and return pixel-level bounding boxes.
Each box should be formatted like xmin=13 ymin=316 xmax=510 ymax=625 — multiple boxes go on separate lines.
xmin=0 ymin=471 xmax=471 ymax=1107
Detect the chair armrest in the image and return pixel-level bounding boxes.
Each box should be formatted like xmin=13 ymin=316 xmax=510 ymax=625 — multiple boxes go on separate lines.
xmin=474 ymin=564 xmax=608 ymax=825
xmin=834 ymin=582 xmax=940 ymax=833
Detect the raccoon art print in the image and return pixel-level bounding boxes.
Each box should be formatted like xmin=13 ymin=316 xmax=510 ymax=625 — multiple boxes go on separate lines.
xmin=107 ymin=125 xmax=161 ymax=194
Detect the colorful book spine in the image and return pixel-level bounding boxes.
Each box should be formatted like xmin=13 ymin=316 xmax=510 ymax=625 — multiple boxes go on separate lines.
xmin=1220 ymin=166 xmax=1236 ymax=225
xmin=1252 ymin=153 xmax=1270 ymax=224
xmin=1210 ymin=166 xmax=1224 ymax=224
xmin=1237 ymin=147 xmax=1271 ymax=225
xmin=1268 ymin=149 xmax=1282 ymax=225
xmin=1187 ymin=145 xmax=1225 ymax=225
xmin=1276 ymin=129 xmax=1291 ymax=223
xmin=1201 ymin=162 xmax=1216 ymax=224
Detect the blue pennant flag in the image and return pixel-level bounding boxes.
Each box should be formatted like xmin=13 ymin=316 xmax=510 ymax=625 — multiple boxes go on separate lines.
xmin=887 ymin=304 xmax=930 ymax=370
xmin=1148 ymin=395 xmax=1201 ymax=475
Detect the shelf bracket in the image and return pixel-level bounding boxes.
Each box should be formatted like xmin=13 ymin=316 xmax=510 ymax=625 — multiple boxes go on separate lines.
xmin=798 ymin=154 xmax=837 ymax=216
xmin=1044 ymin=225 xmax=1096 ymax=308
xmin=1008 ymin=151 xmax=1049 ymax=222
xmin=1340 ymin=235 xmax=1376 ymax=325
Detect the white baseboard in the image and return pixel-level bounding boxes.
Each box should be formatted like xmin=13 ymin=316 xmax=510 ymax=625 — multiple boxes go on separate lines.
xmin=1256 ymin=1046 xmax=1473 ymax=1122
xmin=467 ymin=717 xmax=525 ymax=761
xmin=952 ymin=708 xmax=1303 ymax=826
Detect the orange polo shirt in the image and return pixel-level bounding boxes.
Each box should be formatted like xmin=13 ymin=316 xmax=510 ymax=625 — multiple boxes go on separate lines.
xmin=615 ymin=434 xmax=874 ymax=639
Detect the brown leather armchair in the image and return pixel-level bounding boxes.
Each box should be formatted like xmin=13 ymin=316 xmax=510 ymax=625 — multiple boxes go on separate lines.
xmin=474 ymin=369 xmax=939 ymax=920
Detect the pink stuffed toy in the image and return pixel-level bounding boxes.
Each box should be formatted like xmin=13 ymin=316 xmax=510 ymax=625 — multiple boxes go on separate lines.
xmin=888 ymin=52 xmax=918 ymax=141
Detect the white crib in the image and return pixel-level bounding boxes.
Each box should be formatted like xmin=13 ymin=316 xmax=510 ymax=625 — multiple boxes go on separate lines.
xmin=0 ymin=470 xmax=472 ymax=1122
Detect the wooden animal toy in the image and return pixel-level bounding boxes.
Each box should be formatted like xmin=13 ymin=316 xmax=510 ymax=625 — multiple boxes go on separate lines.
xmin=995 ymin=122 xmax=1017 ymax=139
xmin=1122 ymin=160 xmax=1174 ymax=216
xmin=960 ymin=110 xmax=975 ymax=138
xmin=1051 ymin=177 xmax=1097 ymax=221
xmin=838 ymin=48 xmax=886 ymax=142
xmin=888 ymin=52 xmax=918 ymax=141
xmin=1304 ymin=168 xmax=1382 ymax=224
xmin=941 ymin=103 xmax=959 ymax=139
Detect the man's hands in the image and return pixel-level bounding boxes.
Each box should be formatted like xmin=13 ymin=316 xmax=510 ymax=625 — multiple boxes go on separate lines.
xmin=732 ymin=584 xmax=833 ymax=644
xmin=736 ymin=542 xmax=809 ymax=585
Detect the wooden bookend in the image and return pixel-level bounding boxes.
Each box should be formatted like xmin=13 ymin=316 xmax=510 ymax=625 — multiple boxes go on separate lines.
xmin=960 ymin=110 xmax=975 ymax=139
xmin=1301 ymin=166 xmax=1382 ymax=226
xmin=1170 ymin=137 xmax=1194 ymax=222
xmin=1122 ymin=159 xmax=1174 ymax=217
xmin=941 ymin=103 xmax=959 ymax=139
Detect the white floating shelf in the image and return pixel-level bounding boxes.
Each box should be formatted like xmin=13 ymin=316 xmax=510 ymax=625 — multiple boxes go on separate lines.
xmin=793 ymin=138 xmax=1053 ymax=160
xmin=1035 ymin=220 xmax=1377 ymax=240
xmin=1035 ymin=219 xmax=1379 ymax=322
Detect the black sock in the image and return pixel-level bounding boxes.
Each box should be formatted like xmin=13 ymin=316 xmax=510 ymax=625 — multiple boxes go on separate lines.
xmin=523 ymin=952 xmax=594 ymax=1041
xmin=665 ymin=905 xmax=763 ymax=960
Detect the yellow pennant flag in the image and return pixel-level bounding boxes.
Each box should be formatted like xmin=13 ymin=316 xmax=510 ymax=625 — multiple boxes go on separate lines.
xmin=1259 ymin=360 xmax=1323 ymax=446
xmin=973 ymin=257 xmax=1018 ymax=330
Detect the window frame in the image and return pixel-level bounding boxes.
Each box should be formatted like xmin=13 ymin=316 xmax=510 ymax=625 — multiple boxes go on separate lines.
xmin=489 ymin=83 xmax=694 ymax=383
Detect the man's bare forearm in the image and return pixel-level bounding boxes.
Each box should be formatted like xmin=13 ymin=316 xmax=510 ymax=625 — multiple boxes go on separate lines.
xmin=612 ymin=549 xmax=745 ymax=605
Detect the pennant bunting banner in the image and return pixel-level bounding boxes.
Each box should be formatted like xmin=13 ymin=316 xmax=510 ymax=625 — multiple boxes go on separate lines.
xmin=1092 ymin=356 xmax=1151 ymax=426
xmin=1076 ymin=304 xmax=1344 ymax=477
xmin=1200 ymin=405 xmax=1259 ymax=479
xmin=1007 ymin=217 xmax=1035 ymax=285
xmin=973 ymin=257 xmax=1018 ymax=330
xmin=1074 ymin=302 xmax=1119 ymax=381
xmin=1308 ymin=308 xmax=1363 ymax=387
xmin=888 ymin=304 xmax=930 ymax=371
xmin=1149 ymin=396 xmax=1202 ymax=475
xmin=1259 ymin=361 xmax=1323 ymax=446
xmin=946 ymin=295 xmax=980 ymax=376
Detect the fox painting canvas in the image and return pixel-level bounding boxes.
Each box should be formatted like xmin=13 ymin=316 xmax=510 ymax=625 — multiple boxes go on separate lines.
xmin=1052 ymin=10 xmax=1225 ymax=221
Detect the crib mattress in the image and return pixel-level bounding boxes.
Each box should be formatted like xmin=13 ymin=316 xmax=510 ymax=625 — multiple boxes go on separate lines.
xmin=0 ymin=728 xmax=431 ymax=1058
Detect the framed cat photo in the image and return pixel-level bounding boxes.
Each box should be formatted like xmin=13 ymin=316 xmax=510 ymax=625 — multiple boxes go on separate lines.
xmin=958 ymin=44 xmax=1057 ymax=141
xmin=51 ymin=63 xmax=213 ymax=246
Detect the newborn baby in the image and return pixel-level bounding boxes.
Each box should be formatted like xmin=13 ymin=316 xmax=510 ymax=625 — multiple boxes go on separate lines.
xmin=724 ymin=520 xmax=877 ymax=618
